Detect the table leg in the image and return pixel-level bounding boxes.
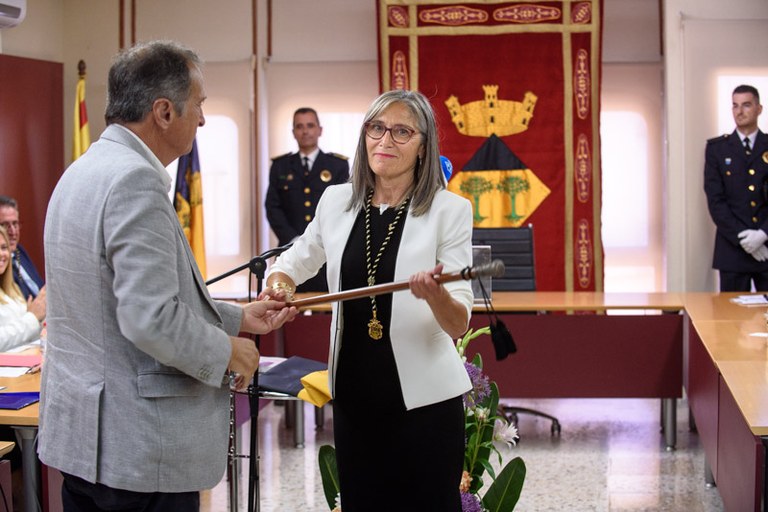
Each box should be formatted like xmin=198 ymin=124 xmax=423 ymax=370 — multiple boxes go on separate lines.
xmin=662 ymin=398 xmax=676 ymax=451
xmin=293 ymin=401 xmax=305 ymax=448
xmin=13 ymin=427 xmax=38 ymax=512
xmin=704 ymin=457 xmax=715 ymax=488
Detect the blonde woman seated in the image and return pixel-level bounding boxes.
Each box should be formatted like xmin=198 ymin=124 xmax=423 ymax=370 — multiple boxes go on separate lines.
xmin=0 ymin=225 xmax=45 ymax=351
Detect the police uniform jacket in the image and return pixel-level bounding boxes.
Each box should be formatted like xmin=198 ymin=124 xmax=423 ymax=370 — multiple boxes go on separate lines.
xmin=704 ymin=129 xmax=768 ymax=272
xmin=265 ymin=150 xmax=349 ymax=246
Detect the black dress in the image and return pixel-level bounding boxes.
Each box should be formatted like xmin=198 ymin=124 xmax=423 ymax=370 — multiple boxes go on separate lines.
xmin=332 ymin=203 xmax=464 ymax=512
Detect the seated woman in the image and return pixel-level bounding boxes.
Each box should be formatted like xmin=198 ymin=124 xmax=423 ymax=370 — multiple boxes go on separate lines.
xmin=0 ymin=224 xmax=45 ymax=510
xmin=0 ymin=225 xmax=45 ymax=351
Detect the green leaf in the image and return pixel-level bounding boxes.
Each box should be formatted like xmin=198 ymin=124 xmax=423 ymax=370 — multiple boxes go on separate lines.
xmin=318 ymin=445 xmax=340 ymax=510
xmin=480 ymin=457 xmax=497 ymax=481
xmin=481 ymin=457 xmax=527 ymax=512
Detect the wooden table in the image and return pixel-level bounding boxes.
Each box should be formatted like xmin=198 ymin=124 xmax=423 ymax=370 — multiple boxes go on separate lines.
xmin=285 ymin=291 xmax=687 ymax=449
xmin=684 ymin=292 xmax=768 ymax=511
xmin=0 ymin=371 xmax=42 ymax=512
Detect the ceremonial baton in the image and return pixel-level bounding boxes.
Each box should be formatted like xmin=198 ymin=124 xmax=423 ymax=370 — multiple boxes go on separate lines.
xmin=286 ymin=259 xmax=505 ymax=308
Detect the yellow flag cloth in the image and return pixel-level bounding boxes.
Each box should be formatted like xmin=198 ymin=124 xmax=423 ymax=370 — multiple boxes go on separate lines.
xmin=297 ymin=370 xmax=332 ymax=407
xmin=72 ymin=76 xmax=90 ymax=161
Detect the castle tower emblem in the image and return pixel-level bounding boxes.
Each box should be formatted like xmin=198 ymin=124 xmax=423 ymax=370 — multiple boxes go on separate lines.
xmin=445 ymin=85 xmax=538 ymax=137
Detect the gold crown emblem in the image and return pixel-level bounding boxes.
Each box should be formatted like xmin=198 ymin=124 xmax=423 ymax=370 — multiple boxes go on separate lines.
xmin=445 ymin=85 xmax=537 ymax=137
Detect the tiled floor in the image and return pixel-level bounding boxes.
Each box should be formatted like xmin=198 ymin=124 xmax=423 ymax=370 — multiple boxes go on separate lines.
xmin=201 ymin=397 xmax=725 ymax=512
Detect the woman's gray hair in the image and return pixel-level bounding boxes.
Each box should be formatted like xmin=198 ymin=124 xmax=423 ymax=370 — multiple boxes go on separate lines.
xmin=105 ymin=40 xmax=201 ymax=125
xmin=348 ymin=89 xmax=444 ymax=217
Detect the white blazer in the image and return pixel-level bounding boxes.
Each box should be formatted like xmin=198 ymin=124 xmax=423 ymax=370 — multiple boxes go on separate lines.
xmin=0 ymin=291 xmax=40 ymax=351
xmin=269 ymin=184 xmax=473 ymax=410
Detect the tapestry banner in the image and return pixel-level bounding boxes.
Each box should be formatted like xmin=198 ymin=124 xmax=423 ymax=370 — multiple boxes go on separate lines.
xmin=377 ymin=0 xmax=603 ymax=291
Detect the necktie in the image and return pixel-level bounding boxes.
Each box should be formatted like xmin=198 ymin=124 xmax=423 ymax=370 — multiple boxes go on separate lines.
xmin=744 ymin=137 xmax=752 ymax=155
xmin=302 ymin=156 xmax=310 ymax=174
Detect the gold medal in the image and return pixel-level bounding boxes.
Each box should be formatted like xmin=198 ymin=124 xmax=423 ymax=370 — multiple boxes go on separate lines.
xmin=320 ymin=170 xmax=332 ymax=182
xmin=762 ymin=151 xmax=768 ymax=164
xmin=368 ymin=312 xmax=383 ymax=340
xmin=364 ymin=191 xmax=410 ymax=342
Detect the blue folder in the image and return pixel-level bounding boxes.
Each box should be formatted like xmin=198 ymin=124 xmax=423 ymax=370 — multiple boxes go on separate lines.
xmin=0 ymin=392 xmax=39 ymax=410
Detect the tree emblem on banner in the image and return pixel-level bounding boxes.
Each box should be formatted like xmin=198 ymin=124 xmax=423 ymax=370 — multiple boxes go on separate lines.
xmin=446 ymin=86 xmax=551 ymax=228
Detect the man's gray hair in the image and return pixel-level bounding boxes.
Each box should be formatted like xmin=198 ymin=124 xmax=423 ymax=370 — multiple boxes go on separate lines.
xmin=105 ymin=40 xmax=201 ymax=125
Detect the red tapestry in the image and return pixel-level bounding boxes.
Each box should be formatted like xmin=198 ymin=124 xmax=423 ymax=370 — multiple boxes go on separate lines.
xmin=376 ymin=0 xmax=603 ymax=291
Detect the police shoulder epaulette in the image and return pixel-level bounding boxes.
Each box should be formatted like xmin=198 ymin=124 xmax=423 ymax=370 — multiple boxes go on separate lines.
xmin=271 ymin=152 xmax=292 ymax=161
xmin=328 ymin=152 xmax=349 ymax=161
xmin=707 ymin=134 xmax=729 ymax=144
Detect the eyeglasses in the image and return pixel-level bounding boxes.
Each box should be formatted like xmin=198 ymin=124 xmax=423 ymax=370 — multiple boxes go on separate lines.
xmin=0 ymin=221 xmax=19 ymax=232
xmin=364 ymin=122 xmax=419 ymax=144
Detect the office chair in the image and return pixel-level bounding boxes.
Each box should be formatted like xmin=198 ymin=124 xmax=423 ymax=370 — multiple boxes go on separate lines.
xmin=472 ymin=225 xmax=561 ymax=436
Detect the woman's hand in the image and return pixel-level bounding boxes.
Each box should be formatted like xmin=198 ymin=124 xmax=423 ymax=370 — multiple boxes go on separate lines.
xmin=409 ymin=264 xmax=468 ymax=339
xmin=27 ymin=286 xmax=46 ymax=322
xmin=409 ymin=264 xmax=446 ymax=302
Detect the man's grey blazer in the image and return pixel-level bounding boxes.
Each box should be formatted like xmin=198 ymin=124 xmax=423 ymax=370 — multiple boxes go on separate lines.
xmin=39 ymin=124 xmax=243 ymax=493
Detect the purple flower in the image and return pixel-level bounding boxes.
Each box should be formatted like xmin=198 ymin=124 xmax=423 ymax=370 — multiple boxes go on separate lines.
xmin=460 ymin=491 xmax=484 ymax=512
xmin=463 ymin=362 xmax=491 ymax=409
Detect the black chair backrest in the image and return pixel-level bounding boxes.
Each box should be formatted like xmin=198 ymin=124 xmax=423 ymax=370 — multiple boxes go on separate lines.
xmin=472 ymin=225 xmax=536 ymax=291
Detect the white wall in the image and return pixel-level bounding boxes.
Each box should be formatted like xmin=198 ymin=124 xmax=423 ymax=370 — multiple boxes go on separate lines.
xmin=663 ymin=0 xmax=768 ymax=291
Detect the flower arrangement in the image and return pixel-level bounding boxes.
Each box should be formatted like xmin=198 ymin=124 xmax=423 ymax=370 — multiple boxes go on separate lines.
xmin=457 ymin=326 xmax=526 ymax=511
xmin=318 ymin=326 xmax=525 ymax=512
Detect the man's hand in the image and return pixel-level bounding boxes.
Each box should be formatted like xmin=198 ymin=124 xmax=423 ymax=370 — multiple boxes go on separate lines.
xmin=240 ymin=299 xmax=298 ymax=334
xmin=228 ymin=336 xmax=260 ymax=391
xmin=751 ymin=244 xmax=768 ymax=262
xmin=738 ymin=229 xmax=768 ymax=253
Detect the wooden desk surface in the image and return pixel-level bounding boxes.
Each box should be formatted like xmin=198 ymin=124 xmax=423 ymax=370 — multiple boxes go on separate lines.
xmin=0 ymin=440 xmax=14 ymax=458
xmin=718 ymin=361 xmax=768 ymax=436
xmin=295 ymin=291 xmax=687 ymax=313
xmin=0 ymin=372 xmax=40 ymax=427
xmin=0 ymin=346 xmax=43 ymax=427
xmin=684 ymin=292 xmax=768 ymax=436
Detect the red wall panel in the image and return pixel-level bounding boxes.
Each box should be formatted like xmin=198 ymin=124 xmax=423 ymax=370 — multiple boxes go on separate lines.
xmin=0 ymin=54 xmax=64 ymax=277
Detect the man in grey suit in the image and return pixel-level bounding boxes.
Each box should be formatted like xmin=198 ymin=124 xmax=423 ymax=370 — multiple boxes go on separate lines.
xmin=39 ymin=41 xmax=297 ymax=511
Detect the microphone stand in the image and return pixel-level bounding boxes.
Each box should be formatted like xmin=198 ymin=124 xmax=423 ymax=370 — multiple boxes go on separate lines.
xmin=206 ymin=243 xmax=292 ymax=512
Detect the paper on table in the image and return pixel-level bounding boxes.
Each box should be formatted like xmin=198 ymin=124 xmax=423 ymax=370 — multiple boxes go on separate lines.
xmin=259 ymin=356 xmax=286 ymax=373
xmin=0 ymin=354 xmax=42 ymax=367
xmin=730 ymin=294 xmax=768 ymax=306
xmin=0 ymin=367 xmax=30 ymax=378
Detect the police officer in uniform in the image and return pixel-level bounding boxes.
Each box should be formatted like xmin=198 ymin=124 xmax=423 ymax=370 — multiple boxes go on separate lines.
xmin=704 ymin=84 xmax=768 ymax=291
xmin=265 ymin=107 xmax=349 ymax=291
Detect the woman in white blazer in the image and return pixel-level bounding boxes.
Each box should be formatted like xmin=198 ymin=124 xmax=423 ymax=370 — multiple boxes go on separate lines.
xmin=266 ymin=90 xmax=473 ymax=511
xmin=0 ymin=225 xmax=45 ymax=351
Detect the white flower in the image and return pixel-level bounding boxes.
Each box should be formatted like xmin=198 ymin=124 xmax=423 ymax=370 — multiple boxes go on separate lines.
xmin=332 ymin=492 xmax=342 ymax=512
xmin=493 ymin=418 xmax=519 ymax=447
xmin=475 ymin=407 xmax=490 ymax=422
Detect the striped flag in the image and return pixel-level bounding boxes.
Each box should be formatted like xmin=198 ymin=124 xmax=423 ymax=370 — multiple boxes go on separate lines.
xmin=72 ymin=73 xmax=90 ymax=161
xmin=174 ymin=139 xmax=207 ymax=278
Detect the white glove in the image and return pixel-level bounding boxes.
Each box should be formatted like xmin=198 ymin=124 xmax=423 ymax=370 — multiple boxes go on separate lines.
xmin=751 ymin=244 xmax=768 ymax=262
xmin=738 ymin=229 xmax=768 ymax=253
